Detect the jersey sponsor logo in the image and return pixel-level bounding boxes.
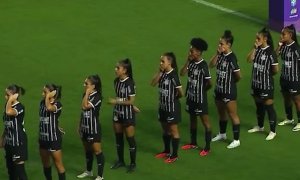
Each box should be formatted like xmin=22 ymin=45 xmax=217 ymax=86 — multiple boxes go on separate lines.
xmin=40 ymin=117 xmax=50 ymax=124
xmin=160 ymin=89 xmax=169 ymax=96
xmin=4 ymin=121 xmax=13 ymax=128
xmin=253 ymin=63 xmax=265 ymax=72
xmin=260 ymin=54 xmax=266 ymax=61
xmin=284 ymin=61 xmax=292 ymax=68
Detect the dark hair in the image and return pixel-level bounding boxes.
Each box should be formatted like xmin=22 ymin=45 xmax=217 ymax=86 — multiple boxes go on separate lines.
xmin=163 ymin=52 xmax=178 ymax=73
xmin=258 ymin=27 xmax=274 ymax=50
xmin=190 ymin=38 xmax=208 ymax=52
xmin=87 ymin=74 xmax=102 ymax=100
xmin=45 ymin=84 xmax=62 ymax=100
xmin=222 ymin=30 xmax=234 ymax=46
xmin=284 ymin=24 xmax=298 ymax=45
xmin=119 ymin=58 xmax=134 ymax=81
xmin=6 ymin=84 xmax=25 ymax=96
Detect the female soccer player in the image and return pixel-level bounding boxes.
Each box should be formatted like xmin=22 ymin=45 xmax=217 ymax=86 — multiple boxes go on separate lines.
xmin=180 ymin=38 xmax=212 ymax=156
xmin=108 ymin=58 xmax=137 ymax=173
xmin=77 ymin=75 xmax=105 ymax=180
xmin=247 ymin=28 xmax=278 ymax=140
xmin=151 ymin=52 xmax=183 ymax=163
xmin=1 ymin=84 xmax=28 ymax=180
xmin=39 ymin=84 xmax=66 ymax=180
xmin=209 ymin=30 xmax=241 ymax=149
xmin=277 ymin=24 xmax=300 ymax=131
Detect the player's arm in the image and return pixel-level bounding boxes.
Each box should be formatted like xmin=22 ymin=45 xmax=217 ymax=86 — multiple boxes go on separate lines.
xmin=6 ymin=94 xmax=19 ymax=116
xmin=82 ymin=88 xmax=93 ymax=110
xmin=45 ymin=90 xmax=57 ymax=112
xmin=247 ymin=47 xmax=257 ymax=63
xmin=234 ymin=70 xmax=241 ymax=82
xmin=176 ymin=86 xmax=184 ymax=99
xmin=151 ymin=70 xmax=162 ymax=86
xmin=209 ymin=53 xmax=219 ymax=68
xmin=204 ymin=78 xmax=212 ymax=90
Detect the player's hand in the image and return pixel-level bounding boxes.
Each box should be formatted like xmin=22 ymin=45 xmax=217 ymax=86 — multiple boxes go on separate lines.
xmin=9 ymin=93 xmax=19 ymax=101
xmin=254 ymin=42 xmax=260 ymax=48
xmin=47 ymin=90 xmax=56 ymax=98
xmin=59 ymin=127 xmax=65 ymax=135
xmin=0 ymin=136 xmax=5 ymax=148
xmin=85 ymin=87 xmax=94 ymax=95
xmin=108 ymin=98 xmax=117 ymax=105
xmin=133 ymin=106 xmax=141 ymax=113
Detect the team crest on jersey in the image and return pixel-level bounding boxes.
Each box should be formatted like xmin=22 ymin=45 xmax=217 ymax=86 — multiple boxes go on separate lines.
xmin=120 ymin=87 xmax=126 ymax=93
xmin=222 ymin=62 xmax=227 ymax=68
xmin=261 ymin=54 xmax=266 ymax=61
xmin=287 ymin=52 xmax=292 ymax=58
xmin=193 ymin=69 xmax=199 ymax=75
xmin=164 ymin=80 xmax=169 ymax=85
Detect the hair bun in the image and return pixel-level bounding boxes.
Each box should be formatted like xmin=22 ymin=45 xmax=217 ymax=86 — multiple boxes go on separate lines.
xmin=190 ymin=38 xmax=208 ymax=51
xmin=224 ymin=30 xmax=232 ymax=37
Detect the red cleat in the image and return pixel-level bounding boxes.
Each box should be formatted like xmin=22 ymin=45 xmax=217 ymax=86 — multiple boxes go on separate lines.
xmin=155 ymin=152 xmax=169 ymax=159
xmin=181 ymin=144 xmax=198 ymax=150
xmin=199 ymin=149 xmax=210 ymax=157
xmin=164 ymin=156 xmax=178 ymax=164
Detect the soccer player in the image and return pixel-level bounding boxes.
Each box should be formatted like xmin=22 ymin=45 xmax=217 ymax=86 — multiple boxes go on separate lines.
xmin=108 ymin=58 xmax=137 ymax=173
xmin=39 ymin=84 xmax=66 ymax=180
xmin=247 ymin=28 xmax=279 ymax=140
xmin=180 ymin=38 xmax=212 ymax=156
xmin=209 ymin=30 xmax=241 ymax=149
xmin=277 ymin=24 xmax=300 ymax=131
xmin=1 ymin=84 xmax=28 ymax=180
xmin=77 ymin=75 xmax=105 ymax=180
xmin=151 ymin=52 xmax=183 ymax=163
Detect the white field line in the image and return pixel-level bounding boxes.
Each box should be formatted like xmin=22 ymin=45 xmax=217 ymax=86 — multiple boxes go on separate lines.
xmin=192 ymin=0 xmax=266 ymax=24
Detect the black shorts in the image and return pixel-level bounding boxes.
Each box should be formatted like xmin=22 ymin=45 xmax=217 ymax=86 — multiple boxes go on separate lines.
xmin=280 ymin=78 xmax=300 ymax=96
xmin=39 ymin=138 xmax=62 ymax=151
xmin=186 ymin=100 xmax=208 ymax=115
xmin=81 ymin=132 xmax=101 ymax=143
xmin=5 ymin=144 xmax=28 ymax=163
xmin=251 ymin=89 xmax=274 ymax=100
xmin=112 ymin=114 xmax=136 ymax=127
xmin=214 ymin=92 xmax=237 ymax=103
xmin=158 ymin=102 xmax=181 ymax=124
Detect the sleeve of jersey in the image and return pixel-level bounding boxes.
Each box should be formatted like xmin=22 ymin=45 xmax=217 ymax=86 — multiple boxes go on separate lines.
xmin=89 ymin=94 xmax=101 ymax=109
xmin=295 ymin=47 xmax=300 ymax=61
xmin=128 ymin=81 xmax=136 ymax=97
xmin=230 ymin=55 xmax=240 ymax=72
xmin=13 ymin=104 xmax=24 ymax=116
xmin=204 ymin=62 xmax=212 ymax=79
xmin=270 ymin=51 xmax=279 ymax=65
xmin=173 ymin=73 xmax=182 ymax=88
xmin=54 ymin=102 xmax=62 ymax=114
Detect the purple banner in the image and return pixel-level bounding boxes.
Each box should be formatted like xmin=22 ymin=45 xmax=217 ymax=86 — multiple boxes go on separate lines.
xmin=269 ymin=0 xmax=300 ymax=32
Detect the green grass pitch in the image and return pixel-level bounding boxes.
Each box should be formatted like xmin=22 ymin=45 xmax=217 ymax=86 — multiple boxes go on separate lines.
xmin=0 ymin=0 xmax=299 ymax=179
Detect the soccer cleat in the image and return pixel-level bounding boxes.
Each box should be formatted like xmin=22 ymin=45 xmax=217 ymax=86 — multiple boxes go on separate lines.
xmin=248 ymin=126 xmax=264 ymax=133
xmin=211 ymin=133 xmax=227 ymax=142
xmin=266 ymin=131 xmax=276 ymax=140
xmin=181 ymin=144 xmax=198 ymax=150
xmin=77 ymin=171 xmax=93 ymax=179
xmin=126 ymin=163 xmax=136 ymax=173
xmin=110 ymin=161 xmax=125 ymax=169
xmin=164 ymin=156 xmax=178 ymax=164
xmin=292 ymin=123 xmax=300 ymax=132
xmin=199 ymin=149 xmax=210 ymax=156
xmin=227 ymin=140 xmax=240 ymax=149
xmin=155 ymin=152 xmax=170 ymax=159
xmin=95 ymin=176 xmax=104 ymax=180
xmin=278 ymin=119 xmax=294 ymax=126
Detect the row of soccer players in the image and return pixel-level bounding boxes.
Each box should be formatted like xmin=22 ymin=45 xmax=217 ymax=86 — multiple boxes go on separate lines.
xmin=1 ymin=23 xmax=300 ymax=180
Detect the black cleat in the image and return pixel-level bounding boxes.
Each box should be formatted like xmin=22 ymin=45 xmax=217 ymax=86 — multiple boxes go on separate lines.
xmin=126 ymin=163 xmax=136 ymax=173
xmin=110 ymin=161 xmax=125 ymax=169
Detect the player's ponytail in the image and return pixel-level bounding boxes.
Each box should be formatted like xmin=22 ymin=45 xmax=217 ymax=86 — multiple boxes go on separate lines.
xmin=284 ymin=24 xmax=298 ymax=45
xmin=119 ymin=58 xmax=134 ymax=84
xmin=164 ymin=52 xmax=178 ymax=73
xmin=259 ymin=27 xmax=274 ymax=50
xmin=87 ymin=74 xmax=103 ymax=100
xmin=7 ymin=84 xmax=25 ymax=96
xmin=222 ymin=30 xmax=234 ymax=46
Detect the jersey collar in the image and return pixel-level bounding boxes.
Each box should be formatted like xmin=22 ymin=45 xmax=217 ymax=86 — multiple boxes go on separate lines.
xmin=120 ymin=77 xmax=129 ymax=82
xmin=224 ymin=51 xmax=232 ymax=56
xmin=12 ymin=101 xmax=20 ymax=106
xmin=195 ymin=59 xmax=204 ymax=64
xmin=89 ymin=91 xmax=97 ymax=96
xmin=166 ymin=69 xmax=174 ymax=74
xmin=261 ymin=45 xmax=270 ymax=50
xmin=287 ymin=41 xmax=295 ymax=47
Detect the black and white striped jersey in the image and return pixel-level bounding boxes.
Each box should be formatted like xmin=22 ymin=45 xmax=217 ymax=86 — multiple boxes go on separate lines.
xmin=3 ymin=102 xmax=26 ymax=147
xmin=251 ymin=46 xmax=278 ymax=90
xmin=113 ymin=77 xmax=136 ymax=120
xmin=80 ymin=91 xmax=101 ymax=134
xmin=280 ymin=41 xmax=300 ymax=82
xmin=215 ymin=52 xmax=240 ymax=94
xmin=186 ymin=59 xmax=211 ymax=103
xmin=159 ymin=69 xmax=182 ymax=112
xmin=39 ymin=100 xmax=62 ymax=141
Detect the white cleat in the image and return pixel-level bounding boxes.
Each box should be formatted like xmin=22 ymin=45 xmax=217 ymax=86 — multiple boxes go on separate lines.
xmin=278 ymin=119 xmax=294 ymax=126
xmin=248 ymin=126 xmax=264 ymax=133
xmin=292 ymin=123 xmax=300 ymax=132
xmin=266 ymin=131 xmax=276 ymax=141
xmin=227 ymin=140 xmax=240 ymax=149
xmin=211 ymin=133 xmax=227 ymax=142
xmin=95 ymin=176 xmax=104 ymax=180
xmin=77 ymin=171 xmax=93 ymax=179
